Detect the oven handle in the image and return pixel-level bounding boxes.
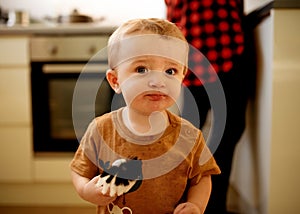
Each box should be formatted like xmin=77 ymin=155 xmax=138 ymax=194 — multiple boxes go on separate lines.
xmin=43 ymin=63 xmax=108 ymax=74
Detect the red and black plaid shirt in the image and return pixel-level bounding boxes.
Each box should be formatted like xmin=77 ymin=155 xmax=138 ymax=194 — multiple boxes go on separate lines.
xmin=165 ymin=0 xmax=244 ymax=86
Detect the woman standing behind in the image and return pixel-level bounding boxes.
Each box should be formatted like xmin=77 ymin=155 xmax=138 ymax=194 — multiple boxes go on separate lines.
xmin=165 ymin=1 xmax=248 ymax=213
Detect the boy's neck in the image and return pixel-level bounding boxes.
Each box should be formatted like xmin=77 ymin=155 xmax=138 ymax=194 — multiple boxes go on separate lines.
xmin=122 ymin=107 xmax=169 ymax=136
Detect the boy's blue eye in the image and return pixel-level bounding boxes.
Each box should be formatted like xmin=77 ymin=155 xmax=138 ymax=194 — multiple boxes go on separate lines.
xmin=136 ymin=66 xmax=148 ymax=74
xmin=165 ymin=68 xmax=177 ymax=75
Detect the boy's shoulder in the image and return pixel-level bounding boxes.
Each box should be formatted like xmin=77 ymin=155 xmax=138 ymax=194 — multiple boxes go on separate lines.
xmin=94 ymin=110 xmax=114 ymax=122
xmin=166 ymin=110 xmax=201 ymax=137
xmin=93 ymin=109 xmax=118 ymax=130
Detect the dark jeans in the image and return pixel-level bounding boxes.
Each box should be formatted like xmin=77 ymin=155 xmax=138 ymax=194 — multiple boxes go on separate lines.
xmin=181 ymin=62 xmax=249 ymax=213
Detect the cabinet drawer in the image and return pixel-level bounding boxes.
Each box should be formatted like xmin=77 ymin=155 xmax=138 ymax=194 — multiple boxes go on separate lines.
xmin=0 ymin=126 xmax=32 ymax=182
xmin=0 ymin=67 xmax=31 ymax=124
xmin=0 ymin=37 xmax=29 ymax=66
xmin=30 ymin=36 xmax=108 ymax=61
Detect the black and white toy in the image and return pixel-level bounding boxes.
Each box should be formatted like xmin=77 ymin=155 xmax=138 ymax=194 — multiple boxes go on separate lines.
xmin=97 ymin=157 xmax=143 ymax=197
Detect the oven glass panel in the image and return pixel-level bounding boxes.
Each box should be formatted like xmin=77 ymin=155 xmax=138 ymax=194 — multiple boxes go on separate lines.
xmin=31 ymin=62 xmax=125 ymax=152
xmin=49 ymin=78 xmax=77 ymax=140
xmin=49 ymin=77 xmax=114 ymax=141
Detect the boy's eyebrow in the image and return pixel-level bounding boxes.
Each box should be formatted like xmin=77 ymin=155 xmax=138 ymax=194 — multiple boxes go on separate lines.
xmin=130 ymin=57 xmax=182 ymax=67
xmin=166 ymin=61 xmax=182 ymax=67
xmin=125 ymin=58 xmax=149 ymax=67
xmin=130 ymin=58 xmax=149 ymax=64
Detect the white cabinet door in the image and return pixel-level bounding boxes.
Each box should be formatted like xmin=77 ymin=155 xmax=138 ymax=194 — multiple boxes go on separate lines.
xmin=0 ymin=37 xmax=30 ymax=124
xmin=0 ymin=67 xmax=31 ymax=124
xmin=0 ymin=36 xmax=32 ymax=182
xmin=0 ymin=37 xmax=29 ymax=66
xmin=0 ymin=126 xmax=32 ymax=182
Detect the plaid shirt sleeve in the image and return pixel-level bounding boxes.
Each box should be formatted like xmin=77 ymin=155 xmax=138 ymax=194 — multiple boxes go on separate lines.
xmin=165 ymin=0 xmax=244 ymax=86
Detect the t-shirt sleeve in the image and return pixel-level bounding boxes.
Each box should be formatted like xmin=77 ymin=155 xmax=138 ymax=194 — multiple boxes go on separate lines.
xmin=188 ymin=131 xmax=221 ymax=186
xmin=70 ymin=119 xmax=100 ymax=179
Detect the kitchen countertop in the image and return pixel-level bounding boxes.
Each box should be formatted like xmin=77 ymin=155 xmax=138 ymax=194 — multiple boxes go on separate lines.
xmin=0 ymin=21 xmax=118 ymax=35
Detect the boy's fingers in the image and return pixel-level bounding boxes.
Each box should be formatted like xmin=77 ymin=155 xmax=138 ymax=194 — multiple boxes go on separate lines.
xmin=90 ymin=175 xmax=100 ymax=184
xmin=174 ymin=203 xmax=186 ymax=214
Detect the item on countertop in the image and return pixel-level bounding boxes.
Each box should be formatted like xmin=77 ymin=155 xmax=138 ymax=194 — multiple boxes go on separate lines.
xmin=57 ymin=9 xmax=105 ymax=23
xmin=58 ymin=9 xmax=93 ymax=23
xmin=6 ymin=10 xmax=29 ymax=26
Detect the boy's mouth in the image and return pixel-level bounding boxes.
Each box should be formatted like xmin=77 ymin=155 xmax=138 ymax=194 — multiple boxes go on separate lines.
xmin=145 ymin=92 xmax=167 ymax=101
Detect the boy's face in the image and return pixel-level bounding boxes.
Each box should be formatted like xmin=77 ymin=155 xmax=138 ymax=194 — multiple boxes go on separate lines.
xmin=107 ymin=55 xmax=185 ymax=115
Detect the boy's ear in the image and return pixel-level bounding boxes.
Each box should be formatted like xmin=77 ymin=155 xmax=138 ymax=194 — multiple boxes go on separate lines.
xmin=106 ymin=69 xmax=121 ymax=94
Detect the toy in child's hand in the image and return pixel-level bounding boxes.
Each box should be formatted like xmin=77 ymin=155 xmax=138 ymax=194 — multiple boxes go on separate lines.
xmin=96 ymin=157 xmax=143 ymax=197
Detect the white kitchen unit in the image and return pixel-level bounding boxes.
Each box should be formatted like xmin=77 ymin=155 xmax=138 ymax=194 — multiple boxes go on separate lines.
xmin=0 ymin=25 xmax=115 ymax=206
xmin=0 ymin=37 xmax=32 ymax=182
xmin=269 ymin=9 xmax=300 ymax=214
xmin=227 ymin=3 xmax=273 ymax=213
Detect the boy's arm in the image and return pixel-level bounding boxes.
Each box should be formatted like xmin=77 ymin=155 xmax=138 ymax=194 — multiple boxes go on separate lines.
xmin=187 ymin=175 xmax=212 ymax=213
xmin=174 ymin=175 xmax=212 ymax=214
xmin=71 ymin=170 xmax=117 ymax=206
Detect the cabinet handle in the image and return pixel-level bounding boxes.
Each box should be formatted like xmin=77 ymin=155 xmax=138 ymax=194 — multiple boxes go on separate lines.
xmin=49 ymin=46 xmax=58 ymax=56
xmin=89 ymin=46 xmax=97 ymax=55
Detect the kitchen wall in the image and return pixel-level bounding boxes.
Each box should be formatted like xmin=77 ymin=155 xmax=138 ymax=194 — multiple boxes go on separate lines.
xmin=0 ymin=0 xmax=166 ymax=24
xmin=0 ymin=0 xmax=271 ymax=22
xmin=244 ymin=0 xmax=272 ymax=13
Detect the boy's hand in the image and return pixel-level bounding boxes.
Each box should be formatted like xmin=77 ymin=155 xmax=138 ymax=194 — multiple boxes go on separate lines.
xmin=83 ymin=175 xmax=117 ymax=206
xmin=173 ymin=202 xmax=201 ymax=214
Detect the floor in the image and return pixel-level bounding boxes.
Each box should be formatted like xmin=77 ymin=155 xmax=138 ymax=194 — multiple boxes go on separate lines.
xmin=0 ymin=206 xmax=96 ymax=214
xmin=0 ymin=206 xmax=242 ymax=214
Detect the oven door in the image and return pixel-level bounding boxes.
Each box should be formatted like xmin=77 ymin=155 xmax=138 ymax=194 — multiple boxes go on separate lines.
xmin=31 ymin=62 xmax=120 ymax=152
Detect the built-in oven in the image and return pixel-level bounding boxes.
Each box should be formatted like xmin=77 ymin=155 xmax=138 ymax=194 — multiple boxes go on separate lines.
xmin=30 ymin=35 xmax=124 ymax=152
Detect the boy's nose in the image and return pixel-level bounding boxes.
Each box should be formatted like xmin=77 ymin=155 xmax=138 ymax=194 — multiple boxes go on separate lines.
xmin=148 ymin=80 xmax=166 ymax=88
xmin=148 ymin=72 xmax=166 ymax=88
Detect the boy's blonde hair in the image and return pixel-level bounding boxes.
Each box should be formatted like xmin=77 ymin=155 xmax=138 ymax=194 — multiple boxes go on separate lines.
xmin=107 ymin=18 xmax=188 ymax=74
xmin=108 ymin=18 xmax=186 ymax=44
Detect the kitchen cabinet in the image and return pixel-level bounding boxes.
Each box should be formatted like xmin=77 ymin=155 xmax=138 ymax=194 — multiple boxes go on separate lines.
xmin=0 ymin=67 xmax=31 ymax=124
xmin=269 ymin=9 xmax=300 ymax=214
xmin=0 ymin=31 xmax=114 ymax=206
xmin=0 ymin=127 xmax=32 ymax=181
xmin=0 ymin=38 xmax=31 ymax=124
xmin=0 ymin=36 xmax=33 ymax=182
xmin=0 ymin=22 xmax=117 ymax=205
xmin=0 ymin=37 xmax=29 ymax=66
xmin=0 ymin=34 xmax=97 ymax=206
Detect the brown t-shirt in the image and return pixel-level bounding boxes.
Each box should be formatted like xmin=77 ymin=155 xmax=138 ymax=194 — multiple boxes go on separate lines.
xmin=70 ymin=108 xmax=220 ymax=214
